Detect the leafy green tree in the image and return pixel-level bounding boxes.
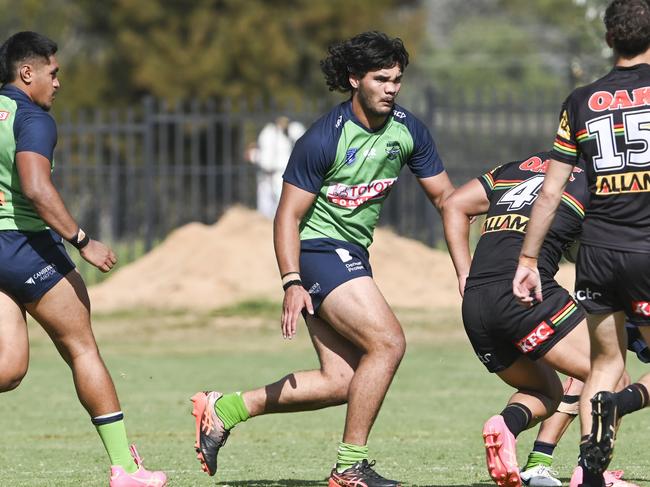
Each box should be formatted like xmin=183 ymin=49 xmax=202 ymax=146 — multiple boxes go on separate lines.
xmin=80 ymin=0 xmax=425 ymax=107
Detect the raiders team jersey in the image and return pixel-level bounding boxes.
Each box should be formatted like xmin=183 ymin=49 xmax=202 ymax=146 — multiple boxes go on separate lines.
xmin=466 ymin=152 xmax=588 ymax=288
xmin=283 ymin=100 xmax=444 ymax=249
xmin=550 ymin=64 xmax=650 ymax=252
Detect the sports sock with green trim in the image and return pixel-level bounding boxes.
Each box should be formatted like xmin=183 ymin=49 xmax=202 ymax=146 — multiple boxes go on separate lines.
xmin=215 ymin=392 xmax=250 ymax=430
xmin=92 ymin=412 xmax=137 ymax=474
xmin=336 ymin=442 xmax=369 ymax=472
xmin=523 ymin=450 xmax=554 ymax=470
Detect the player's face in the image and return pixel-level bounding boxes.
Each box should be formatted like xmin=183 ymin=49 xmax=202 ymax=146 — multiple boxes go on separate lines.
xmin=352 ymin=65 xmax=402 ymax=118
xmin=29 ymin=55 xmax=60 ymax=112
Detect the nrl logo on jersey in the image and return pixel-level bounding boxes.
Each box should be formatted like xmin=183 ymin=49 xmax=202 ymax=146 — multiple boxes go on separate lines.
xmin=385 ymin=141 xmax=401 ymax=160
xmin=326 ymin=178 xmax=397 ymax=208
xmin=0 ymin=111 xmax=10 ymax=121
xmin=344 ymin=148 xmax=358 ymax=165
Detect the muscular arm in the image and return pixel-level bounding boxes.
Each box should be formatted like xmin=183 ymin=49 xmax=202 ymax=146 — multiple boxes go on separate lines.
xmin=273 ymin=182 xmax=317 ymax=338
xmin=513 ymin=160 xmax=573 ymax=303
xmin=417 ymin=171 xmax=455 ymax=214
xmin=16 ymin=151 xmax=117 ymax=272
xmin=16 ymin=151 xmax=79 ymax=240
xmin=442 ymin=179 xmax=490 ymax=297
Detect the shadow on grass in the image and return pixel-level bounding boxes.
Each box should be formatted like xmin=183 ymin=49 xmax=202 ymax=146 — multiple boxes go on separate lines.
xmin=415 ymin=484 xmax=495 ymax=487
xmin=218 ymin=481 xmax=326 ymax=486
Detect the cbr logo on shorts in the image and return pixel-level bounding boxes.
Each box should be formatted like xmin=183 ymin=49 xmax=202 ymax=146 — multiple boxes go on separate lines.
xmin=516 ymin=322 xmax=554 ymax=353
xmin=633 ymin=301 xmax=650 ymax=316
xmin=327 ymin=178 xmax=397 ymax=207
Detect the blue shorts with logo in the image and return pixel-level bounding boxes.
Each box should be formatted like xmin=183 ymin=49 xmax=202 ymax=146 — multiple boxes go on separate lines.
xmin=299 ymin=238 xmax=372 ymax=310
xmin=0 ymin=230 xmax=76 ymax=303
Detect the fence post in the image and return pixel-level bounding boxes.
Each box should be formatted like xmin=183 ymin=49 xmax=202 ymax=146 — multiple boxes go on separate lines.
xmin=143 ymin=97 xmax=155 ymax=251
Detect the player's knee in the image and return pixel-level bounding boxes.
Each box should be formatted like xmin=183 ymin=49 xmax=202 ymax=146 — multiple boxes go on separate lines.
xmin=0 ymin=367 xmax=27 ymax=392
xmin=54 ymin=334 xmax=100 ymax=362
xmin=374 ymin=332 xmax=406 ymax=365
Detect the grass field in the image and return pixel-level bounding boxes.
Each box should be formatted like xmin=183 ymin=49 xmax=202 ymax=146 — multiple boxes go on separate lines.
xmin=0 ymin=301 xmax=648 ymax=486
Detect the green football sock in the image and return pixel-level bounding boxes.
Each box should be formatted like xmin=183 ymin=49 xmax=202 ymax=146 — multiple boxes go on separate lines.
xmin=215 ymin=392 xmax=250 ymax=430
xmin=336 ymin=442 xmax=368 ymax=472
xmin=523 ymin=451 xmax=553 ymax=470
xmin=93 ymin=414 xmax=137 ymax=474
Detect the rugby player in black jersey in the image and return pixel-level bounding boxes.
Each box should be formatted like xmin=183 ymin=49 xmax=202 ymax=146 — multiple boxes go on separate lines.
xmin=444 ymin=152 xmax=635 ymax=487
xmin=513 ymin=2 xmax=650 ymax=486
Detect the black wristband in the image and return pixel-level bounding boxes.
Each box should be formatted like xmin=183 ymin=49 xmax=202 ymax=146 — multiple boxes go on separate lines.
xmin=68 ymin=228 xmax=90 ymax=250
xmin=282 ymin=279 xmax=302 ymax=291
xmin=281 ymin=271 xmax=300 ymax=279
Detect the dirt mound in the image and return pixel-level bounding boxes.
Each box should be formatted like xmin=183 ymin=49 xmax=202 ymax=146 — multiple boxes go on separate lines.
xmin=89 ymin=206 xmax=575 ymax=312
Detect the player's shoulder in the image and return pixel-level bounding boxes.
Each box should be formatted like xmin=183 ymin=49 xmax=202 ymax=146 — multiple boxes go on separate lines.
xmin=0 ymin=86 xmax=55 ymax=136
xmin=390 ymin=103 xmax=427 ymax=131
xmin=490 ymin=151 xmax=551 ymax=179
xmin=565 ymin=65 xmax=650 ymax=106
xmin=299 ymin=101 xmax=348 ymax=145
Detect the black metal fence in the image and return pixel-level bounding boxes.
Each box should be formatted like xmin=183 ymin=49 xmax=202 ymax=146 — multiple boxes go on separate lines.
xmin=52 ymin=87 xmax=564 ymax=280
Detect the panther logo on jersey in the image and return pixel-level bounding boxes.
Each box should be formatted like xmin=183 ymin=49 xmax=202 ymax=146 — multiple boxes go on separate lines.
xmin=557 ymin=110 xmax=571 ymax=140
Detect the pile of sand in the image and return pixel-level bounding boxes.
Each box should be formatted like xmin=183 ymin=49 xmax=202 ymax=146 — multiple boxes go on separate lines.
xmin=89 ymin=206 xmax=575 ymax=312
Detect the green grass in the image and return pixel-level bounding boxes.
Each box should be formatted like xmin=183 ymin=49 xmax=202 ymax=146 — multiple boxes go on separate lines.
xmin=0 ymin=307 xmax=649 ymax=486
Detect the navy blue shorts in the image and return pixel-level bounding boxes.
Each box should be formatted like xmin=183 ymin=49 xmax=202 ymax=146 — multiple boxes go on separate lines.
xmin=299 ymin=238 xmax=372 ymax=310
xmin=0 ymin=230 xmax=76 ymax=303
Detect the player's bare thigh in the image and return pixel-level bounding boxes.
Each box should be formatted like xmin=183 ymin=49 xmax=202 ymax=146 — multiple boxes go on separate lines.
xmin=24 ymin=270 xmax=99 ymax=359
xmin=540 ymin=318 xmax=590 ymax=382
xmin=318 ymin=276 xmax=405 ymax=356
xmin=306 ymin=313 xmax=361 ymax=372
xmin=0 ymin=289 xmax=29 ymax=390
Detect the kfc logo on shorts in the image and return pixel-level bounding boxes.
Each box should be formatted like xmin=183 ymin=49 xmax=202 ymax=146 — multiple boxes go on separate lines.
xmin=0 ymin=111 xmax=10 ymax=121
xmin=516 ymin=321 xmax=555 ymax=353
xmin=633 ymin=301 xmax=650 ymax=317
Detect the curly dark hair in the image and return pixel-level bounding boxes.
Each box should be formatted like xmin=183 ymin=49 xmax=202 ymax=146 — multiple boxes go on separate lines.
xmin=320 ymin=31 xmax=409 ymax=93
xmin=0 ymin=31 xmax=57 ymax=85
xmin=605 ymin=0 xmax=650 ymax=58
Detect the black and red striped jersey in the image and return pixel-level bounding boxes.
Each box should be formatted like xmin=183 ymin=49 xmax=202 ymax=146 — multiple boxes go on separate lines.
xmin=550 ymin=63 xmax=650 ymax=252
xmin=466 ymin=152 xmax=588 ymax=288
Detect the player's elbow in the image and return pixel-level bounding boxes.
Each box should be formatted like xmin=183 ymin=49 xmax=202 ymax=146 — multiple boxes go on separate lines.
xmin=20 ymin=178 xmax=51 ymax=204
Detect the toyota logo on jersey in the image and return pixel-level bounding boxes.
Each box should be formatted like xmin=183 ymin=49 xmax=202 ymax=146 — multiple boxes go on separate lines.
xmin=327 ymin=178 xmax=397 ymax=207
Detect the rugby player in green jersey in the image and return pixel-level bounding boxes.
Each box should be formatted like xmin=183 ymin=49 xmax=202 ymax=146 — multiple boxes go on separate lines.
xmin=0 ymin=32 xmax=166 ymax=486
xmin=191 ymin=31 xmax=454 ymax=487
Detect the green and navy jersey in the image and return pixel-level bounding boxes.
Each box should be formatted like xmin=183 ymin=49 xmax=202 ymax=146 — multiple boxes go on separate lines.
xmin=550 ymin=64 xmax=650 ymax=253
xmin=0 ymin=85 xmax=57 ymax=231
xmin=283 ymin=100 xmax=444 ymax=248
xmin=467 ymin=152 xmax=588 ymax=288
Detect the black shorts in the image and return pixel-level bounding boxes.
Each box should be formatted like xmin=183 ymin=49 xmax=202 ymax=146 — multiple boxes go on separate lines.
xmin=462 ymin=279 xmax=583 ymax=373
xmin=0 ymin=230 xmax=76 ymax=303
xmin=299 ymin=238 xmax=372 ymax=310
xmin=575 ymin=244 xmax=650 ymax=325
